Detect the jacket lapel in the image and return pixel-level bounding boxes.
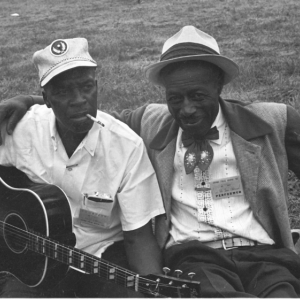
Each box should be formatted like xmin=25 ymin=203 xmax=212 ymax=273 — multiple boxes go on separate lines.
xmin=230 ymin=131 xmax=262 ymax=214
xmin=150 ymin=118 xmax=178 ymax=220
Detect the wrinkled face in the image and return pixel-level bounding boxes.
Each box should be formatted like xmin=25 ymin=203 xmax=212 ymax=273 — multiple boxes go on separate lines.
xmin=43 ymin=67 xmax=98 ymax=137
xmin=162 ymin=62 xmax=221 ymax=136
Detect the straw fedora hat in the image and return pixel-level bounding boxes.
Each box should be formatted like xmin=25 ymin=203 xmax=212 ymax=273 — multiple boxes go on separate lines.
xmin=145 ymin=26 xmax=239 ymax=86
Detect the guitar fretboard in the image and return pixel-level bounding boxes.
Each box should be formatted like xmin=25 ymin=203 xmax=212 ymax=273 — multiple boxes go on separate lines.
xmin=27 ymin=232 xmax=138 ymax=291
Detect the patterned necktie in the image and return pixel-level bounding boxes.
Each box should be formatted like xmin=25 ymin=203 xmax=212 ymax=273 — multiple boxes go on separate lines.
xmin=182 ymin=126 xmax=219 ymax=174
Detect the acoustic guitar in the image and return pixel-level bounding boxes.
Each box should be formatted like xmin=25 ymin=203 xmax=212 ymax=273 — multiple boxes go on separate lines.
xmin=0 ymin=166 xmax=200 ymax=297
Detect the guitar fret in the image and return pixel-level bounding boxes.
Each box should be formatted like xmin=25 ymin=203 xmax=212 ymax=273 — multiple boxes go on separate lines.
xmin=28 ymin=234 xmax=33 ymax=251
xmin=54 ymin=243 xmax=58 ymax=258
xmin=126 ymin=275 xmax=134 ymax=287
xmin=42 ymin=239 xmax=46 ymax=254
xmin=93 ymin=261 xmax=99 ymax=274
xmin=135 ymin=274 xmax=139 ymax=292
xmin=35 ymin=236 xmax=39 ymax=252
xmin=109 ymin=267 xmax=115 ymax=280
xmin=68 ymin=250 xmax=73 ymax=264
xmin=48 ymin=241 xmax=55 ymax=260
xmin=85 ymin=256 xmax=94 ymax=274
xmin=62 ymin=246 xmax=69 ymax=264
xmin=80 ymin=254 xmax=84 ymax=269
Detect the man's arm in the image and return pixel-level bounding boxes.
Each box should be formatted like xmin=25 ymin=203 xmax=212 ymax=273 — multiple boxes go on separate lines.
xmin=111 ymin=105 xmax=148 ymax=135
xmin=0 ymin=95 xmax=44 ymax=144
xmin=0 ymin=94 xmax=145 ymax=142
xmin=117 ymin=136 xmax=165 ymax=275
xmin=123 ymin=221 xmax=162 ymax=275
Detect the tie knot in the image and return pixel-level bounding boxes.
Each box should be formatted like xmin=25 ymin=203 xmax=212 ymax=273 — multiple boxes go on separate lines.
xmin=182 ymin=126 xmax=219 ymax=147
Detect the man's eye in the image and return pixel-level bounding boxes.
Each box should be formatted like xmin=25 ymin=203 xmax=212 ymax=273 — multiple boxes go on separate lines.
xmin=168 ymin=96 xmax=182 ymax=103
xmin=82 ymin=84 xmax=94 ymax=92
xmin=192 ymin=93 xmax=204 ymax=100
xmin=55 ymin=89 xmax=67 ymax=95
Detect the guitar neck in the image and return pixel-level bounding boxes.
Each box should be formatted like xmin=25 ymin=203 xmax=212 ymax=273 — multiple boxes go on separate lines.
xmin=0 ymin=166 xmax=199 ymax=298
xmin=27 ymin=232 xmax=138 ymax=292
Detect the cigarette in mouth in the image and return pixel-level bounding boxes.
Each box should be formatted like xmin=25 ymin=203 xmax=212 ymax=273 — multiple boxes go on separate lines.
xmin=86 ymin=114 xmax=105 ymax=127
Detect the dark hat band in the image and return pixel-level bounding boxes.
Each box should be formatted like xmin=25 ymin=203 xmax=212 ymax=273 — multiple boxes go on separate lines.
xmin=160 ymin=42 xmax=219 ymax=61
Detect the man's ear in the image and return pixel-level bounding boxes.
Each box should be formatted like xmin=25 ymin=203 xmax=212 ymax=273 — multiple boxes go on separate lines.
xmin=42 ymin=91 xmax=51 ymax=108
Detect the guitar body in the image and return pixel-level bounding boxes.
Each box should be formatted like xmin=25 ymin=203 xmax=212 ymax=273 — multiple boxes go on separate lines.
xmin=0 ymin=166 xmax=200 ymax=297
xmin=0 ymin=166 xmax=75 ymax=289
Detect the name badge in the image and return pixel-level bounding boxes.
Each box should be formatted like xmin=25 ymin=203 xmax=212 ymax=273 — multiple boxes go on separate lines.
xmin=79 ymin=208 xmax=109 ymax=227
xmin=210 ymin=175 xmax=244 ymax=200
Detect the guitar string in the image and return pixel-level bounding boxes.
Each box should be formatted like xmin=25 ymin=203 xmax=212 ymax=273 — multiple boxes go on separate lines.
xmin=0 ymin=230 xmax=180 ymax=298
xmin=0 ymin=221 xmax=185 ymax=297
xmin=0 ymin=220 xmax=168 ymax=297
xmin=0 ymin=221 xmax=177 ymax=286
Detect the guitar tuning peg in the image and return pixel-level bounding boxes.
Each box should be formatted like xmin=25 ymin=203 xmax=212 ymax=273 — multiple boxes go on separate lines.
xmin=174 ymin=269 xmax=183 ymax=278
xmin=188 ymin=272 xmax=196 ymax=279
xmin=162 ymin=267 xmax=171 ymax=276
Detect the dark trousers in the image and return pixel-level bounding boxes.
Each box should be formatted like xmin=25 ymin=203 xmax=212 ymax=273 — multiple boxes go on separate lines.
xmin=0 ymin=241 xmax=143 ymax=298
xmin=164 ymin=241 xmax=300 ymax=298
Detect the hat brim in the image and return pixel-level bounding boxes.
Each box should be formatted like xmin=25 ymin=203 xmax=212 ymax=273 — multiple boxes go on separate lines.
xmin=40 ymin=59 xmax=97 ymax=87
xmin=144 ymin=54 xmax=239 ymax=86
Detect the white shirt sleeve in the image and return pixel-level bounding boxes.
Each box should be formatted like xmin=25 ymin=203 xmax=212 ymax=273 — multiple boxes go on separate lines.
xmin=117 ymin=139 xmax=165 ymax=231
xmin=0 ymin=122 xmax=15 ymax=166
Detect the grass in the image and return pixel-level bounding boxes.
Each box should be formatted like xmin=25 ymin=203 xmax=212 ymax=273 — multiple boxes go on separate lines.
xmin=0 ymin=0 xmax=300 ymax=227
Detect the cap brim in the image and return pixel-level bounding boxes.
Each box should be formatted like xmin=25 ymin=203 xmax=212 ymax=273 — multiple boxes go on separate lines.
xmin=144 ymin=54 xmax=239 ymax=86
xmin=40 ymin=59 xmax=97 ymax=87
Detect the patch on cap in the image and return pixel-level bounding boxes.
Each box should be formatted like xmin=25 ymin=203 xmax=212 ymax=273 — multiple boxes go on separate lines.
xmin=50 ymin=40 xmax=68 ymax=56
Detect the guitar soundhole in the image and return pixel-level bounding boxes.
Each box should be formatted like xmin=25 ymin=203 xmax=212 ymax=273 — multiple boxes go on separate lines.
xmin=4 ymin=213 xmax=28 ymax=254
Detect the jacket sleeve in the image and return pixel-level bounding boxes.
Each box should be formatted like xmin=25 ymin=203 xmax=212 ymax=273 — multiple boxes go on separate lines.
xmin=285 ymin=105 xmax=300 ymax=179
xmin=110 ymin=105 xmax=148 ymax=136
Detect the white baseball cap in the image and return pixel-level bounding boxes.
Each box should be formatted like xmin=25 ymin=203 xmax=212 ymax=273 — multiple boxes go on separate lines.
xmin=33 ymin=38 xmax=97 ymax=87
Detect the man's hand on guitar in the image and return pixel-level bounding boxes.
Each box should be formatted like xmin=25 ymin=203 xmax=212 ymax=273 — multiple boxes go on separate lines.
xmin=0 ymin=95 xmax=33 ymax=145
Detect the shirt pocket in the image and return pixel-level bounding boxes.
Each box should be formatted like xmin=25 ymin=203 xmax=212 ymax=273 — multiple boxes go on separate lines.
xmin=74 ymin=195 xmax=115 ymax=230
xmin=85 ymin=197 xmax=114 ymax=214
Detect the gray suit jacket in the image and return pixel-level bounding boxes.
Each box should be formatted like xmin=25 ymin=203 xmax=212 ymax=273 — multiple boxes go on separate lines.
xmin=116 ymin=98 xmax=300 ymax=252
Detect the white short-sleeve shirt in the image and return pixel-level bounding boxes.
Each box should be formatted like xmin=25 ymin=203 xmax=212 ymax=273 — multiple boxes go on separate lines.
xmin=0 ymin=105 xmax=165 ymax=257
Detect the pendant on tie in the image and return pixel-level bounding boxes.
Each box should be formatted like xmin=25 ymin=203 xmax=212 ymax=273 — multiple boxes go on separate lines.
xmin=198 ymin=148 xmax=213 ymax=171
xmin=184 ymin=140 xmax=214 ymax=174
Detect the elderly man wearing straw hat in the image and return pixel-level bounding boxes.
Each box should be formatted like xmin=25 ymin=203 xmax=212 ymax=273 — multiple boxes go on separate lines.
xmin=1 ymin=25 xmax=300 ymax=297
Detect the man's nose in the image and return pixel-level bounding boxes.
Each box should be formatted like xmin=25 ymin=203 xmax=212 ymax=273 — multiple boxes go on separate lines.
xmin=71 ymin=89 xmax=86 ymax=105
xmin=181 ymin=97 xmax=196 ymax=115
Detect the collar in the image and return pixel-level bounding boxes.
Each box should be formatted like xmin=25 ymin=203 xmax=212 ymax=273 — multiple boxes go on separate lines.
xmin=49 ymin=110 xmax=100 ymax=156
xmin=150 ymin=97 xmax=273 ymax=150
xmin=177 ymin=105 xmax=225 ymax=146
xmin=209 ymin=104 xmax=225 ymax=145
xmin=50 ymin=110 xmax=58 ymax=151
xmin=82 ymin=121 xmax=100 ymax=156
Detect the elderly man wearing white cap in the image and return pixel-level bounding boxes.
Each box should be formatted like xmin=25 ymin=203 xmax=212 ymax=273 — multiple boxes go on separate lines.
xmin=2 ymin=25 xmax=300 ymax=297
xmin=0 ymin=38 xmax=165 ymax=297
